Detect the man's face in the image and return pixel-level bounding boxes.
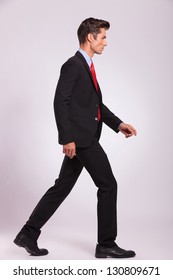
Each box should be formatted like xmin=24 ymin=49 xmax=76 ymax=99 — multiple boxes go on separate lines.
xmin=89 ymin=28 xmax=107 ymax=55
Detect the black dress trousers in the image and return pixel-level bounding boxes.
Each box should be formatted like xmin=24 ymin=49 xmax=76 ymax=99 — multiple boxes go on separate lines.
xmin=22 ymin=140 xmax=118 ymax=246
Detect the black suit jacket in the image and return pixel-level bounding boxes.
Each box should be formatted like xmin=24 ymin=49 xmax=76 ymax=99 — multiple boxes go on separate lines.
xmin=54 ymin=51 xmax=123 ymax=147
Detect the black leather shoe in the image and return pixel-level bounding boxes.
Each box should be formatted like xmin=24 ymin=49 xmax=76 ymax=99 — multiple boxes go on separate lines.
xmin=95 ymin=243 xmax=136 ymax=258
xmin=14 ymin=232 xmax=48 ymax=256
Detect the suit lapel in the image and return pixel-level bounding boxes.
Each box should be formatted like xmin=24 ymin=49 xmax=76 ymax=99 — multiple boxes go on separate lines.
xmin=75 ymin=52 xmax=97 ymax=89
xmin=75 ymin=51 xmax=92 ymax=76
xmin=75 ymin=51 xmax=102 ymax=102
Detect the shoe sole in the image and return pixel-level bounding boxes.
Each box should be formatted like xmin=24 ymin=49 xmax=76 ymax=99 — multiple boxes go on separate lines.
xmin=95 ymin=253 xmax=136 ymax=258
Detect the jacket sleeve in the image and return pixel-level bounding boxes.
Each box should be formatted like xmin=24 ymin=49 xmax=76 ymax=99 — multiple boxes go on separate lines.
xmin=101 ymin=103 xmax=123 ymax=133
xmin=54 ymin=60 xmax=80 ymax=145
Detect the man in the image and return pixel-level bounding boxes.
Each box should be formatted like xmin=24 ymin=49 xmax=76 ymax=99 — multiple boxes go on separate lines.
xmin=14 ymin=17 xmax=137 ymax=258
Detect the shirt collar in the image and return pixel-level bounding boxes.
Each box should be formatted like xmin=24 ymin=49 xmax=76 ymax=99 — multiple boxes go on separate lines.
xmin=78 ymin=48 xmax=92 ymax=67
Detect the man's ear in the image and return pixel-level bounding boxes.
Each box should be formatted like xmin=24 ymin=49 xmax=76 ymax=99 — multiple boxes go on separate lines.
xmin=87 ymin=33 xmax=93 ymax=42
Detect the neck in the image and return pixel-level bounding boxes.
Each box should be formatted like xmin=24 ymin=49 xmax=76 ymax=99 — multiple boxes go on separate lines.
xmin=80 ymin=44 xmax=94 ymax=58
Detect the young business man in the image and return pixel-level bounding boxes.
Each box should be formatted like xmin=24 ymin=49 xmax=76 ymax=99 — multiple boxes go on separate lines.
xmin=14 ymin=17 xmax=137 ymax=258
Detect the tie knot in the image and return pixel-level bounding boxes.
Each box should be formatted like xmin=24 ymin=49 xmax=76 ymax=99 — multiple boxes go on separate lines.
xmin=90 ymin=62 xmax=94 ymax=71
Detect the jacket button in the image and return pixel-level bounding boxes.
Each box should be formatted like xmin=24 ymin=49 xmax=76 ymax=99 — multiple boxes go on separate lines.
xmin=96 ymin=104 xmax=98 ymax=107
xmin=95 ymin=117 xmax=98 ymax=121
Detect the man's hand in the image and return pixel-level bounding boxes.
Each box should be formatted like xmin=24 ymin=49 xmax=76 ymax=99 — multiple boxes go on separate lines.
xmin=63 ymin=142 xmax=76 ymax=159
xmin=118 ymin=122 xmax=137 ymax=138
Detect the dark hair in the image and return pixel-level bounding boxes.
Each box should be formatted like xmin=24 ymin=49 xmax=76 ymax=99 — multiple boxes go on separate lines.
xmin=77 ymin=17 xmax=110 ymax=44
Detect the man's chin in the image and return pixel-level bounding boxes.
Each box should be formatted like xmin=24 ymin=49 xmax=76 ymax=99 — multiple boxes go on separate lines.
xmin=95 ymin=51 xmax=103 ymax=55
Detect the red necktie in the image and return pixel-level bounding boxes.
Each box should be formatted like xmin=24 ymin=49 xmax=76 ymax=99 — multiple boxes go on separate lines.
xmin=90 ymin=62 xmax=101 ymax=121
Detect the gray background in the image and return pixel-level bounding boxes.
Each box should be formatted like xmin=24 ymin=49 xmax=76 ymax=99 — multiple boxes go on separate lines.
xmin=0 ymin=0 xmax=173 ymax=259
